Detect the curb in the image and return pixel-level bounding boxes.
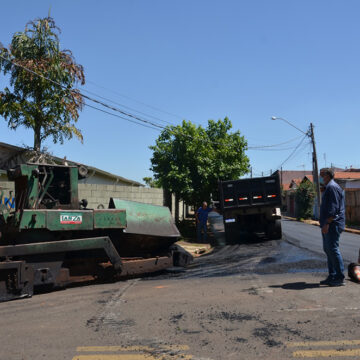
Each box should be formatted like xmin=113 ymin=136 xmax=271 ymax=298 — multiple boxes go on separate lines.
xmin=283 ymin=216 xmax=360 ymax=235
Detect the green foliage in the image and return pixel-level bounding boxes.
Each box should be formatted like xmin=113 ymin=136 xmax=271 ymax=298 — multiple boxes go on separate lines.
xmin=142 ymin=177 xmax=161 ymax=188
xmin=295 ymin=181 xmax=316 ymax=219
xmin=0 ymin=17 xmax=85 ymax=150
xmin=149 ymin=117 xmax=250 ymax=206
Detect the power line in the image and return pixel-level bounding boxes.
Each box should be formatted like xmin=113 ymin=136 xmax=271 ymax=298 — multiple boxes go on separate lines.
xmin=86 ymin=79 xmax=186 ymax=121
xmin=248 ymin=146 xmax=303 ymax=152
xmin=80 ymin=92 xmax=166 ymax=130
xmin=2 ymin=54 xmax=238 ymax=147
xmin=247 ymin=135 xmax=303 ymax=149
xmin=81 ymin=87 xmax=177 ymax=126
xmin=276 ymin=135 xmax=309 ymax=169
xmin=0 ymin=55 xmax=240 ymax=147
xmin=0 ymin=54 xmax=166 ymax=131
xmin=1 ymin=53 xmax=311 ymax=153
xmin=84 ymin=103 xmax=162 ymax=131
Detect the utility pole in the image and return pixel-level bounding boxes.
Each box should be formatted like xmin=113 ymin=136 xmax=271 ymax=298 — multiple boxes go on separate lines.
xmin=271 ymin=116 xmax=321 ymax=219
xmin=310 ymin=123 xmax=321 ymax=219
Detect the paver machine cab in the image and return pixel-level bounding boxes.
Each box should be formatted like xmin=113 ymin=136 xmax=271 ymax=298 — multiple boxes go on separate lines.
xmin=0 ymin=163 xmax=184 ymax=302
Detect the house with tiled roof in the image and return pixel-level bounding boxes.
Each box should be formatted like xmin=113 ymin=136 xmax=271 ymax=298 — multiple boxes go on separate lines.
xmin=289 ymin=178 xmax=303 ymax=189
xmin=275 ymin=170 xmax=313 ymax=191
xmin=287 ymin=170 xmax=360 ymax=223
xmin=286 ymin=178 xmax=303 ymax=216
xmin=284 ymin=176 xmax=315 ymax=217
xmin=272 ymin=170 xmax=313 ymax=215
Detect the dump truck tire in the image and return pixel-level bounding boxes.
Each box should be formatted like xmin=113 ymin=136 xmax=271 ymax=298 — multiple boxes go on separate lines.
xmin=224 ymin=222 xmax=239 ymax=244
xmin=266 ymin=219 xmax=282 ymax=240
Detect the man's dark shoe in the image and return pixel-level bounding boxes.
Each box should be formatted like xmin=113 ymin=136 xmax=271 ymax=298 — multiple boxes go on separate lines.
xmin=319 ymin=277 xmax=333 ymax=285
xmin=328 ymin=279 xmax=346 ymax=287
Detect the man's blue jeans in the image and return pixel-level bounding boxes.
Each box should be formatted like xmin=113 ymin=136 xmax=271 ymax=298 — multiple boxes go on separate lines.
xmin=197 ymin=222 xmax=207 ymax=242
xmin=322 ymin=224 xmax=345 ymax=281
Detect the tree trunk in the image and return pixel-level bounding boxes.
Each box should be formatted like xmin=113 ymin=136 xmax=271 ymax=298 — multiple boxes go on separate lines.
xmin=163 ymin=188 xmax=172 ymax=210
xmin=33 ymin=125 xmax=41 ymax=151
xmin=175 ymin=193 xmax=180 ymax=224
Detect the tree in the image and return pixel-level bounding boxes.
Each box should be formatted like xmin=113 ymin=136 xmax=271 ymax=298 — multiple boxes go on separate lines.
xmin=149 ymin=117 xmax=249 ymax=207
xmin=0 ymin=17 xmax=85 ymax=151
xmin=295 ymin=180 xmax=316 ymax=219
xmin=142 ymin=177 xmax=161 ymax=188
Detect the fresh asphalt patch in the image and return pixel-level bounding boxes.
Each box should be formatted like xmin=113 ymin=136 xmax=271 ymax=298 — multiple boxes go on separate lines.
xmin=143 ymin=236 xmax=328 ymax=281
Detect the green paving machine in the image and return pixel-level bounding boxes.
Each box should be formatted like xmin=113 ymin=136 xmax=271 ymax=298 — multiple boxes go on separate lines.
xmin=0 ymin=163 xmax=187 ymax=302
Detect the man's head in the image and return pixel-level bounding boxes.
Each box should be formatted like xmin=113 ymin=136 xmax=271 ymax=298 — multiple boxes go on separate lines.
xmin=320 ymin=168 xmax=334 ymax=186
xmin=202 ymin=201 xmax=208 ymax=209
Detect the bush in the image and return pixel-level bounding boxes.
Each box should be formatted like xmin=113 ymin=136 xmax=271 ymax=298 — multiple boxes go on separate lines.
xmin=295 ymin=181 xmax=315 ymax=219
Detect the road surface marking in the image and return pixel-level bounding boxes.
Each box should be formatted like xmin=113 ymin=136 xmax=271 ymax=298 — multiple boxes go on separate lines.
xmin=292 ymin=349 xmax=360 ymax=358
xmin=288 ymin=340 xmax=360 ymax=348
xmin=76 ymin=345 xmax=190 ymax=352
xmin=281 ymin=307 xmax=360 ymax=313
xmin=288 ymin=340 xmax=360 ymax=358
xmin=73 ymin=356 xmax=192 ymax=360
xmin=279 ymin=307 xmax=337 ymax=312
xmin=74 ymin=345 xmax=192 ymax=360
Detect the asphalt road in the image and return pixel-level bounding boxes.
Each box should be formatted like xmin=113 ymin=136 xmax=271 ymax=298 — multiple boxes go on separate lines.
xmin=1 ymin=219 xmax=360 ymax=360
xmin=282 ymin=218 xmax=360 ymax=264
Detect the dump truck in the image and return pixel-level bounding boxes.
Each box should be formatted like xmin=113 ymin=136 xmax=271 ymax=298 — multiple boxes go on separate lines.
xmin=218 ymin=174 xmax=282 ymax=242
xmin=0 ymin=163 xmax=190 ymax=302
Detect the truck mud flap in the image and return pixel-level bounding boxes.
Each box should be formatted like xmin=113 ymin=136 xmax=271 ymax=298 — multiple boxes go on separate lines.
xmin=0 ymin=261 xmax=34 ymax=302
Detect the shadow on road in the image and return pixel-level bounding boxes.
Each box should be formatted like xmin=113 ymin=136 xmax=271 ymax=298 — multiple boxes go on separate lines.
xmin=269 ymin=282 xmax=320 ymax=290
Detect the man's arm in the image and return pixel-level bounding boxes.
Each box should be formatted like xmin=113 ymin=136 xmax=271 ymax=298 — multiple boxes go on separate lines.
xmin=325 ymin=187 xmax=339 ymax=220
xmin=321 ymin=187 xmax=339 ymax=234
xmin=195 ymin=208 xmax=200 ymax=223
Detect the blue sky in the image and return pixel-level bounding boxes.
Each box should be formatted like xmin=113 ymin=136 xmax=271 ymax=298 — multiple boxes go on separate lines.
xmin=1 ymin=0 xmax=359 ymax=182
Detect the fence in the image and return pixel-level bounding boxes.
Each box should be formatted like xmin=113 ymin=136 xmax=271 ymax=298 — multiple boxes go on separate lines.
xmin=345 ymin=189 xmax=360 ymax=225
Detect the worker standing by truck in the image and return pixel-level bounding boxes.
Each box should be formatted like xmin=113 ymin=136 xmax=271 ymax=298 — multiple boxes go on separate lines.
xmin=195 ymin=201 xmax=213 ymax=242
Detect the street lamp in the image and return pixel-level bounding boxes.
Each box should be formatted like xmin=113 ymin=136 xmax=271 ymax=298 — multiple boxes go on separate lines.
xmin=271 ymin=116 xmax=308 ymax=136
xmin=271 ymin=116 xmax=321 ymax=219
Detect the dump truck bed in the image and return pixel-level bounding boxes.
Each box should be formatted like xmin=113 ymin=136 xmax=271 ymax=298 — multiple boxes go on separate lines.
xmin=219 ymin=175 xmax=282 ymax=211
xmin=218 ymin=175 xmax=282 ymax=241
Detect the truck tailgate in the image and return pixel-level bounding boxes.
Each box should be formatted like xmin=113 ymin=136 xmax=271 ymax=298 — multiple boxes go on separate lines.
xmin=219 ymin=175 xmax=281 ymax=209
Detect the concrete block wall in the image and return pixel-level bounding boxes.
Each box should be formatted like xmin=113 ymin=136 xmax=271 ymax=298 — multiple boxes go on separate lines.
xmin=79 ymin=184 xmax=186 ymax=220
xmin=0 ymin=180 xmax=186 ymax=220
